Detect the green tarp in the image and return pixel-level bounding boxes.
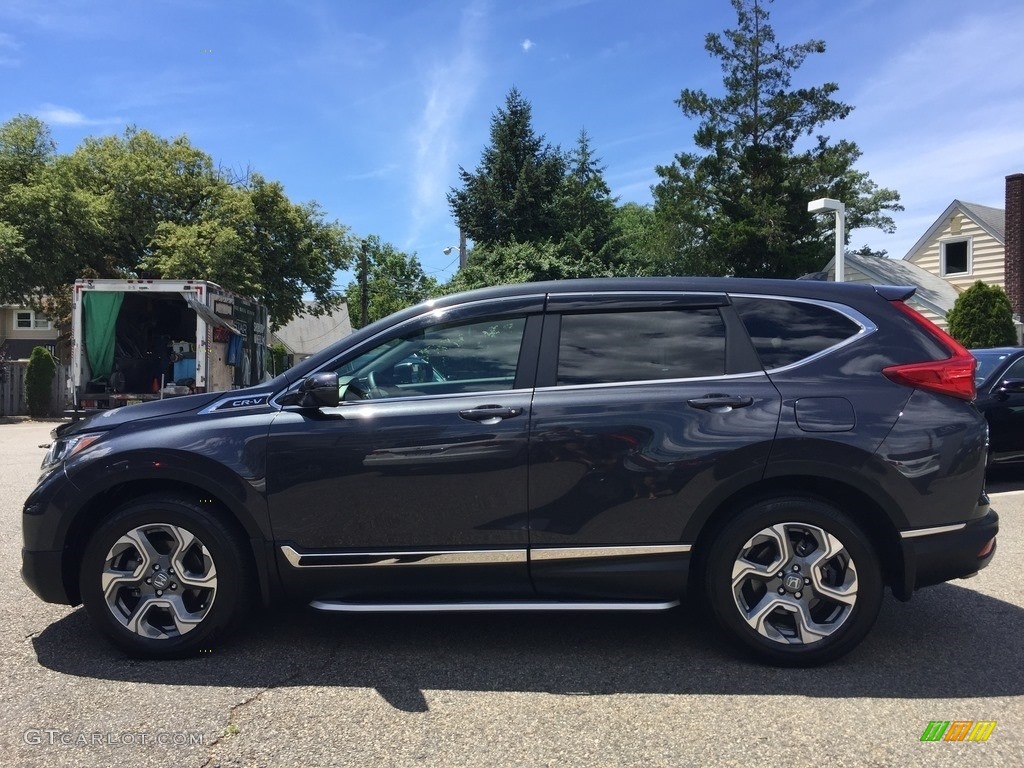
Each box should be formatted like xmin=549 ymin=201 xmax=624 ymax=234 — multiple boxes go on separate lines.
xmin=83 ymin=292 xmax=124 ymax=379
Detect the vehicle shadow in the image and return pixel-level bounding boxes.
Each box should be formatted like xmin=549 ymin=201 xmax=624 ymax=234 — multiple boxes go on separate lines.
xmin=32 ymin=583 xmax=1021 ymax=712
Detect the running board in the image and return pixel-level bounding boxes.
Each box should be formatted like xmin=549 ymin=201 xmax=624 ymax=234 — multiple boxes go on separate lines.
xmin=309 ymin=599 xmax=680 ymax=613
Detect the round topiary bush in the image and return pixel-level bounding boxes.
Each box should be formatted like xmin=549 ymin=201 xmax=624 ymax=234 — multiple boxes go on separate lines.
xmin=25 ymin=345 xmax=57 ymax=418
xmin=946 ymin=280 xmax=1018 ymax=349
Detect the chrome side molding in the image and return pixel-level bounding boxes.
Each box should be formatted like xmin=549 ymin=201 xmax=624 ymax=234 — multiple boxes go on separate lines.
xmin=531 ymin=544 xmax=691 ymax=560
xmin=899 ymin=523 xmax=967 ymax=539
xmin=281 ymin=542 xmax=692 ymax=568
xmin=280 ymin=545 xmax=526 ymax=568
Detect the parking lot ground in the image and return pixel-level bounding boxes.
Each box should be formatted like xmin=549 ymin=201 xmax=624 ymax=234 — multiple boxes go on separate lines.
xmin=1 ymin=419 xmax=1022 ymax=767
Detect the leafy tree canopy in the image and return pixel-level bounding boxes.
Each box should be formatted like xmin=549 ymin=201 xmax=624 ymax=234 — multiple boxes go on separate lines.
xmin=0 ymin=119 xmax=354 ymax=328
xmin=346 ymin=236 xmax=439 ymax=329
xmin=652 ymin=0 xmax=902 ymax=278
xmin=448 ymin=87 xmax=567 ymax=247
xmin=447 ymin=91 xmax=627 ymax=291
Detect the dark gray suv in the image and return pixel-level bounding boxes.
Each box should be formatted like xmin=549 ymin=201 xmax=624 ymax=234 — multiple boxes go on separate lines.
xmin=22 ymin=278 xmax=997 ymax=666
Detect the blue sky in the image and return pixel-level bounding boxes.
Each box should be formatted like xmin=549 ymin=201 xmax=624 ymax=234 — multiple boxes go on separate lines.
xmin=2 ymin=0 xmax=1023 ymax=285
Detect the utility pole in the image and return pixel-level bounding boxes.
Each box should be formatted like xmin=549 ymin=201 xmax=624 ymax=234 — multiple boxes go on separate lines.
xmin=359 ymin=239 xmax=369 ymax=328
xmin=458 ymin=228 xmax=467 ymax=271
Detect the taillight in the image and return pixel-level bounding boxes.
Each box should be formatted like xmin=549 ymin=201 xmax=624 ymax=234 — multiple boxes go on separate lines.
xmin=881 ymin=301 xmax=977 ymax=401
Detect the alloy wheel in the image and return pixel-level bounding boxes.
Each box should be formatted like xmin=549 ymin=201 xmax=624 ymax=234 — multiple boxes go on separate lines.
xmin=730 ymin=522 xmax=858 ymax=645
xmin=100 ymin=523 xmax=218 ymax=639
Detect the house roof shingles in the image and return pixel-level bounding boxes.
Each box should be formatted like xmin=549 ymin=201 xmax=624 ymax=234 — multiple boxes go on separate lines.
xmin=825 ymin=252 xmax=960 ymax=317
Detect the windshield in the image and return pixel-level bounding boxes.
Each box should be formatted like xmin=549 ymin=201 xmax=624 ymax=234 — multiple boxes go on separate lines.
xmin=971 ymin=350 xmax=1013 ymax=386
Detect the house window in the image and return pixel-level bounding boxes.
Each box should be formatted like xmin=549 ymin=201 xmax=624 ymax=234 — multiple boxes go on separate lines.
xmin=941 ymin=239 xmax=971 ymax=276
xmin=14 ymin=310 xmax=52 ymax=330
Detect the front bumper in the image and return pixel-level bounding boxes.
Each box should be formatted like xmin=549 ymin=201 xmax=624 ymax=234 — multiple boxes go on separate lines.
xmin=21 ymin=465 xmax=83 ymax=606
xmin=21 ymin=548 xmax=74 ymax=604
xmin=896 ymin=508 xmax=998 ymax=599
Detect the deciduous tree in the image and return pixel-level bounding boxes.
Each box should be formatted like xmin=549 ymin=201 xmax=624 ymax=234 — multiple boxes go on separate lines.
xmin=0 ymin=119 xmax=353 ymax=328
xmin=345 ymin=236 xmax=438 ymax=329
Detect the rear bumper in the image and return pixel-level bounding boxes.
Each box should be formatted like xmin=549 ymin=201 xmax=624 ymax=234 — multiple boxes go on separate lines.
xmin=896 ymin=508 xmax=998 ymax=599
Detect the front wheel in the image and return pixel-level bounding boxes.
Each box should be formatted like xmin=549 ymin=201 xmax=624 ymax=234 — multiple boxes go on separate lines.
xmin=705 ymin=497 xmax=883 ymax=666
xmin=79 ymin=495 xmax=253 ymax=658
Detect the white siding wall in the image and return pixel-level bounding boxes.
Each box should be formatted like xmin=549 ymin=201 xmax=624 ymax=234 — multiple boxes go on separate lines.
xmin=907 ymin=214 xmax=1004 ymax=290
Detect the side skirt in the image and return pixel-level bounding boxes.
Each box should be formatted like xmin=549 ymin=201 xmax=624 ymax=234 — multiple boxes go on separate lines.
xmin=309 ymin=599 xmax=680 ymax=613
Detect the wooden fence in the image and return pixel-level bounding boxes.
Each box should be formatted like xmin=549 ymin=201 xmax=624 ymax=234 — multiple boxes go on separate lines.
xmin=0 ymin=362 xmax=68 ymax=417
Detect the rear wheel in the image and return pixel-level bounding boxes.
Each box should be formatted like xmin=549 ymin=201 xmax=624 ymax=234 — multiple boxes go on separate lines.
xmin=79 ymin=495 xmax=253 ymax=658
xmin=705 ymin=497 xmax=883 ymax=666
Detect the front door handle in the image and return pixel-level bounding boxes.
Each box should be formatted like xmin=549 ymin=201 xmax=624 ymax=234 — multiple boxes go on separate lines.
xmin=687 ymin=394 xmax=754 ymax=411
xmin=459 ymin=405 xmax=524 ymax=424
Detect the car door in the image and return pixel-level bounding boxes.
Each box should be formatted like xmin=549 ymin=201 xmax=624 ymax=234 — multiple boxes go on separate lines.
xmin=266 ymin=295 xmax=544 ymax=601
xmin=527 ymin=292 xmax=782 ymax=600
xmin=981 ymin=355 xmax=1024 ymax=461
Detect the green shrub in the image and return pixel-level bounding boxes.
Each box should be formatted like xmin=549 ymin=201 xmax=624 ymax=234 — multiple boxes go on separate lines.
xmin=269 ymin=342 xmax=290 ymax=376
xmin=946 ymin=281 xmax=1018 ymax=348
xmin=25 ymin=346 xmax=57 ymax=418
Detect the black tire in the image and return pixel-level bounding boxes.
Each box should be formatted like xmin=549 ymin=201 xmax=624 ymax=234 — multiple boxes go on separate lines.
xmin=79 ymin=494 xmax=253 ymax=659
xmin=704 ymin=496 xmax=883 ymax=667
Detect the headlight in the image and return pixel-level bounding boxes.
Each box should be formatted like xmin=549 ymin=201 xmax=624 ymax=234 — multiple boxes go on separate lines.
xmin=41 ymin=433 xmax=104 ymax=471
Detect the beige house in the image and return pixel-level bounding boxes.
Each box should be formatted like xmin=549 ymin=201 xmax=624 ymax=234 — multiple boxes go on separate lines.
xmin=821 ymin=173 xmax=1024 ymax=332
xmin=0 ymin=304 xmax=59 ymax=360
xmin=903 ymin=200 xmax=1006 ymax=293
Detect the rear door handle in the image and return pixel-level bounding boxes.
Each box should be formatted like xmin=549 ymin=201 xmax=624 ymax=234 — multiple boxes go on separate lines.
xmin=686 ymin=394 xmax=754 ymax=411
xmin=459 ymin=405 xmax=524 ymax=424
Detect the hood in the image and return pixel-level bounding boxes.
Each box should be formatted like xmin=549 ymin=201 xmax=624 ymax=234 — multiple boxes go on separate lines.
xmin=58 ymin=391 xmax=226 ymax=437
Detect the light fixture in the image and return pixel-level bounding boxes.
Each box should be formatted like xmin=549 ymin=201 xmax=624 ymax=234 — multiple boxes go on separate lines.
xmin=808 ymin=198 xmax=846 ymax=282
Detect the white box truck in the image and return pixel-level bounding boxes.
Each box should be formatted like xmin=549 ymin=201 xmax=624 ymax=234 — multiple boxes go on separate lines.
xmin=71 ymin=278 xmax=269 ymax=410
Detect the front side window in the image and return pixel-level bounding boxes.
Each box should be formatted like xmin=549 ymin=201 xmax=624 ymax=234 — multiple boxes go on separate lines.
xmin=556 ymin=309 xmax=727 ymax=386
xmin=941 ymin=239 xmax=970 ymax=276
xmin=334 ymin=316 xmax=527 ymax=399
xmin=1000 ymin=356 xmax=1024 ymax=383
xmin=733 ymin=297 xmax=861 ymax=370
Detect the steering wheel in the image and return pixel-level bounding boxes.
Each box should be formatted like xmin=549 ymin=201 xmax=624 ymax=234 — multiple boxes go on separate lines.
xmin=343 ymin=378 xmax=371 ymax=401
xmin=365 ymin=370 xmax=388 ymax=399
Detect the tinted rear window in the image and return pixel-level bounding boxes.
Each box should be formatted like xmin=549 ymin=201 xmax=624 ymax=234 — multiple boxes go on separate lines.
xmin=972 ymin=350 xmax=1015 ymax=385
xmin=557 ymin=309 xmax=726 ymax=385
xmin=733 ymin=297 xmax=860 ymax=369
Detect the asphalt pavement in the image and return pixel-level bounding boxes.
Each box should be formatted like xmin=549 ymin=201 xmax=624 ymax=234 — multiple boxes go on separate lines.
xmin=1 ymin=418 xmax=1021 ymax=767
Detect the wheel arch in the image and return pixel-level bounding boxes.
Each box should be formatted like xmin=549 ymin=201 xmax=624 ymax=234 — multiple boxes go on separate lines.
xmin=59 ymin=476 xmax=277 ymax=607
xmin=686 ymin=475 xmax=907 ymax=600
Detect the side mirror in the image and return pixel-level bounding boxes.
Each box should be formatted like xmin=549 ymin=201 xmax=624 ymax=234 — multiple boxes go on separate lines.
xmin=292 ymin=372 xmax=340 ymax=408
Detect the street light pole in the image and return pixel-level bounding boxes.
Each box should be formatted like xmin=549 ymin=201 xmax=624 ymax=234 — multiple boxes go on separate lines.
xmin=808 ymin=198 xmax=846 ymax=282
xmin=443 ymin=229 xmax=468 ymax=270
xmin=359 ymin=239 xmax=369 ymax=328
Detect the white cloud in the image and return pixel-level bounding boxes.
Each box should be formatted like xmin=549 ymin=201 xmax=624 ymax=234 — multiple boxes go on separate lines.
xmin=408 ymin=1 xmax=488 ymax=247
xmin=859 ymin=122 xmax=1024 ymax=259
xmin=842 ymin=7 xmax=1024 ymax=258
xmin=521 ymin=38 xmax=535 ymax=53
xmin=343 ymin=164 xmax=399 ymax=182
xmin=34 ymin=103 xmax=123 ymax=126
